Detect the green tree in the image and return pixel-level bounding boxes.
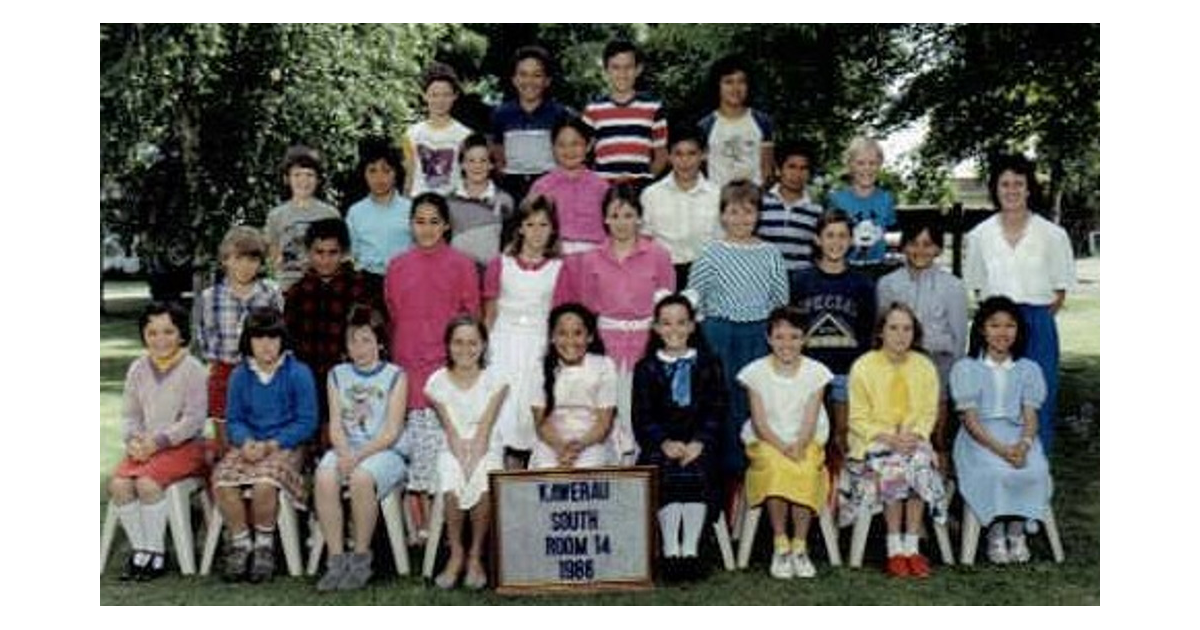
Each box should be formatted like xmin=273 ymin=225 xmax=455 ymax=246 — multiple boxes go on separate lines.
xmin=101 ymin=24 xmax=456 ymax=295
xmin=883 ymin=24 xmax=1100 ymax=216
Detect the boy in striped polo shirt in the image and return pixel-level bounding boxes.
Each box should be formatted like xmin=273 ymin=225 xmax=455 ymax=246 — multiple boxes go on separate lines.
xmin=758 ymin=141 xmax=824 ymax=272
xmin=582 ymin=39 xmax=668 ymax=187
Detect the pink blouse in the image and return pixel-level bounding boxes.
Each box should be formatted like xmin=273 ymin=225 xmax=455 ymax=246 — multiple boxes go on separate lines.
xmin=566 ymin=237 xmax=675 ymax=369
xmin=529 ymin=168 xmax=609 ymax=245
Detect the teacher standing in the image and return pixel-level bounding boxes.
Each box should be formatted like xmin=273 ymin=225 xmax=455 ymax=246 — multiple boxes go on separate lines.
xmin=964 ymin=154 xmax=1076 ymax=453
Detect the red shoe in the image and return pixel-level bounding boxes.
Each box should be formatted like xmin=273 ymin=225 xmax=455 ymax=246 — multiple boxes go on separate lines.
xmin=907 ymin=553 xmax=932 ymax=578
xmin=886 ymin=555 xmax=911 ymax=577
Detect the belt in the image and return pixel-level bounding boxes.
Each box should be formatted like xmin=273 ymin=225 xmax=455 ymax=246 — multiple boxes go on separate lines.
xmin=597 ymin=316 xmax=652 ymax=332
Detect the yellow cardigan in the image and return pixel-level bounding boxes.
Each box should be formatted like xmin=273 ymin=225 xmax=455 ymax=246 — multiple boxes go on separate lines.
xmin=847 ymin=350 xmax=939 ymax=460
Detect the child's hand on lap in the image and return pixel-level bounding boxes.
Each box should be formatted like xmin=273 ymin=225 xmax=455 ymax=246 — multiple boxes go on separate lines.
xmin=680 ymin=441 xmax=704 ymax=466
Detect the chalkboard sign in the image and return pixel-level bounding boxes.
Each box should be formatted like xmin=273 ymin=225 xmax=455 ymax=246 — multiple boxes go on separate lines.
xmin=490 ymin=466 xmax=657 ymax=594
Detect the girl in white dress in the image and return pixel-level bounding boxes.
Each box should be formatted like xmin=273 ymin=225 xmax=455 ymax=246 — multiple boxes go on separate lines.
xmin=425 ymin=316 xmax=509 ymax=589
xmin=482 ymin=195 xmax=569 ymax=469
xmin=529 ymin=303 xmax=619 ymax=469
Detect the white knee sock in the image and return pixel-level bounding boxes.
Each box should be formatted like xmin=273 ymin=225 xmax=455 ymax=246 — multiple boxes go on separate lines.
xmin=140 ymin=498 xmax=169 ymax=554
xmin=116 ymin=501 xmax=146 ymax=551
xmin=657 ymin=504 xmax=683 ymax=557
xmin=886 ymin=533 xmax=903 ymax=557
xmin=903 ymin=533 xmax=920 ymax=555
xmin=679 ymin=503 xmax=707 ymax=558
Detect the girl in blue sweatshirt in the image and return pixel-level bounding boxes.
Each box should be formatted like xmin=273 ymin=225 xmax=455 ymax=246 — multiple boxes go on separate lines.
xmin=211 ymin=306 xmax=318 ymax=583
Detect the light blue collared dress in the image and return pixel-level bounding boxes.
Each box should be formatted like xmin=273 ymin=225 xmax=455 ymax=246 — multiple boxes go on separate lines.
xmin=950 ymin=356 xmax=1052 ymax=524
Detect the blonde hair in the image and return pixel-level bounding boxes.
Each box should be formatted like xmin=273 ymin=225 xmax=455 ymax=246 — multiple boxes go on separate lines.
xmin=218 ymin=225 xmax=267 ymax=261
xmin=843 ymin=136 xmax=884 ymax=169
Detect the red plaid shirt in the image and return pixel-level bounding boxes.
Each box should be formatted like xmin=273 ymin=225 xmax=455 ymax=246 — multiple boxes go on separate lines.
xmin=283 ymin=263 xmax=382 ymax=384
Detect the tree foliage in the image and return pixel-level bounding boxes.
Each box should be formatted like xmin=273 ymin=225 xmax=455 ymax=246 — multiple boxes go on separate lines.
xmin=101 ymin=23 xmax=455 ymax=273
xmin=883 ymin=24 xmax=1100 ymax=214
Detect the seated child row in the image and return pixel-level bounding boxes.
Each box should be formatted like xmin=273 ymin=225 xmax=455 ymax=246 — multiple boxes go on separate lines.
xmin=110 ymin=288 xmax=1050 ymax=587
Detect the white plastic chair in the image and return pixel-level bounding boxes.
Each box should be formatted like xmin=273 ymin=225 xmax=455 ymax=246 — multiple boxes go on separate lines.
xmin=100 ymin=477 xmax=211 ymax=575
xmin=199 ymin=487 xmax=304 ymax=576
xmin=848 ymin=506 xmax=955 ymax=568
xmin=735 ymin=504 xmax=842 ymax=570
xmin=959 ymin=505 xmax=1064 ymax=565
xmin=307 ymin=486 xmax=411 ymax=576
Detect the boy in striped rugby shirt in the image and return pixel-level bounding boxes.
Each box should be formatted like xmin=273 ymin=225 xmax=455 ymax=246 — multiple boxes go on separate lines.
xmin=582 ymin=39 xmax=668 ymax=188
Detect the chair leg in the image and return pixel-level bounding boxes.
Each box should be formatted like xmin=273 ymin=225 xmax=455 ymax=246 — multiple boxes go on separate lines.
xmin=729 ymin=486 xmax=746 ymax=541
xmin=849 ymin=509 xmax=872 ymax=569
xmin=380 ymin=488 xmax=411 ymax=576
xmin=306 ymin=518 xmax=325 ymax=576
xmin=735 ymin=506 xmax=761 ymax=570
xmin=818 ymin=507 xmax=842 ymax=567
xmin=960 ymin=507 xmax=981 ymax=566
xmin=100 ymin=501 xmax=119 ymax=575
xmin=713 ymin=511 xmax=735 ymax=571
xmin=1044 ymin=507 xmax=1065 ymax=563
xmin=933 ymin=519 xmax=955 ymax=565
xmin=422 ymin=492 xmax=446 ymax=579
xmin=199 ymin=505 xmax=225 ymax=576
xmin=166 ymin=482 xmax=197 ymax=575
xmin=276 ymin=493 xmax=303 ymax=577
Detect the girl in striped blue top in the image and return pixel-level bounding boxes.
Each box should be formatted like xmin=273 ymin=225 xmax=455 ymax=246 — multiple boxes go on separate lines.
xmin=686 ymin=180 xmax=788 ymax=490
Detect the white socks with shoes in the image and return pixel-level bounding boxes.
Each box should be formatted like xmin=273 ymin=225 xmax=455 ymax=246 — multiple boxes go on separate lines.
xmin=657 ymin=504 xmax=683 ymax=558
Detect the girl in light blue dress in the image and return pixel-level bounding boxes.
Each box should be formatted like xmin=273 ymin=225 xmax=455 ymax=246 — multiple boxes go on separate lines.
xmin=950 ymin=296 xmax=1051 ymax=565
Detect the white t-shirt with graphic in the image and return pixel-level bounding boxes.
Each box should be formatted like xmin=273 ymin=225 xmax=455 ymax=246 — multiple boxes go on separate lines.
xmin=405 ymin=119 xmax=473 ymax=196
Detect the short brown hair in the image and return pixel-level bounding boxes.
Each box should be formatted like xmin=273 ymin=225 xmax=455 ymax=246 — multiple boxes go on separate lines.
xmin=218 ymin=225 xmax=267 ymax=262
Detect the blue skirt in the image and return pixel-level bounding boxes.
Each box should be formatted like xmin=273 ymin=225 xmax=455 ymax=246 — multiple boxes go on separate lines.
xmin=1018 ymin=304 xmax=1060 ymax=453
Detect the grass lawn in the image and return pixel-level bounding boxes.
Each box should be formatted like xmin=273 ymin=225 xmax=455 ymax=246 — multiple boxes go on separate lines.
xmin=99 ymin=280 xmax=1100 ymax=605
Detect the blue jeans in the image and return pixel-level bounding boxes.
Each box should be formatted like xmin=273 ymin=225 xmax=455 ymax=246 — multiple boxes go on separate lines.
xmin=701 ymin=318 xmax=768 ymax=475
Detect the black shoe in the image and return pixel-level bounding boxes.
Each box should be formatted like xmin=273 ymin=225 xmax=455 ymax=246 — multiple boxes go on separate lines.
xmin=247 ymin=546 xmax=276 ymax=584
xmin=137 ymin=552 xmax=167 ymax=581
xmin=118 ymin=551 xmax=145 ymax=582
xmin=221 ymin=545 xmax=252 ymax=583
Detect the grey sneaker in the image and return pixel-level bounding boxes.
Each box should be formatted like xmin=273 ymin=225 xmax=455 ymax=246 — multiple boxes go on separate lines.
xmin=316 ymin=554 xmax=348 ymax=592
xmin=248 ymin=545 xmax=276 ymax=583
xmin=221 ymin=544 xmax=252 ymax=582
xmin=337 ymin=551 xmax=374 ymax=590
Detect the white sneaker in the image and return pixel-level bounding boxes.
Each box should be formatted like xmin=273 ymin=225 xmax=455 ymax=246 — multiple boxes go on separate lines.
xmin=987 ymin=532 xmax=1010 ymax=564
xmin=1008 ymin=534 xmax=1031 ymax=563
xmin=790 ymin=553 xmax=816 ymax=579
xmin=769 ymin=551 xmax=794 ymax=579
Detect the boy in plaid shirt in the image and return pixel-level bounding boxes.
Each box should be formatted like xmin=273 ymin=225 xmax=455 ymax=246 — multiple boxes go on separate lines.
xmin=196 ymin=226 xmax=283 ymax=453
xmin=284 ymin=218 xmax=380 ymax=449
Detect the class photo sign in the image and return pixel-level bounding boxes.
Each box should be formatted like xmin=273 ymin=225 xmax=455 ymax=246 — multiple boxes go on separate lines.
xmin=490 ymin=467 xmax=657 ymax=594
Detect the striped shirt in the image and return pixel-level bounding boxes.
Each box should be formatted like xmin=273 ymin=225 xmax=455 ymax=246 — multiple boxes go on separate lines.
xmin=196 ymin=278 xmax=284 ymax=363
xmin=582 ymin=92 xmax=667 ymax=182
xmin=686 ymin=240 xmax=788 ymax=322
xmin=757 ymin=185 xmax=823 ymax=272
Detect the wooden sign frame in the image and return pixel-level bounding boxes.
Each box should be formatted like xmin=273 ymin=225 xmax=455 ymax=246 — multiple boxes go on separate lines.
xmin=489 ymin=466 xmax=658 ymax=595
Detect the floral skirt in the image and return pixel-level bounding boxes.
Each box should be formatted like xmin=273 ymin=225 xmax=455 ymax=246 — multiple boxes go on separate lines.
xmin=836 ymin=442 xmax=948 ymax=528
xmin=401 ymin=408 xmax=446 ymax=493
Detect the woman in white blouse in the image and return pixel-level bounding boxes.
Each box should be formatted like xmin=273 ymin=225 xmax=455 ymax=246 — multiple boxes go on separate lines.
xmin=964 ymin=155 xmax=1075 ymax=453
